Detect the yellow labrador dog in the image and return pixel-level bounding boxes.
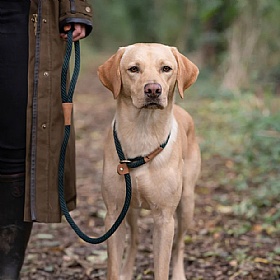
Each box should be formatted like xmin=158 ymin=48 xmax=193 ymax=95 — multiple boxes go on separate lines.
xmin=98 ymin=43 xmax=201 ymax=280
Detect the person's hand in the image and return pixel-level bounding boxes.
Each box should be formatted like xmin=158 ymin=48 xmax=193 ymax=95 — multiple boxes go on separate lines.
xmin=60 ymin=23 xmax=86 ymax=41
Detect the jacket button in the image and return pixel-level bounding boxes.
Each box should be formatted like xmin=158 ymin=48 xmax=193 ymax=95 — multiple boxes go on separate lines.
xmin=85 ymin=6 xmax=91 ymax=12
xmin=43 ymin=19 xmax=47 ymax=23
xmin=42 ymin=124 xmax=47 ymax=129
xmin=43 ymin=71 xmax=49 ymax=77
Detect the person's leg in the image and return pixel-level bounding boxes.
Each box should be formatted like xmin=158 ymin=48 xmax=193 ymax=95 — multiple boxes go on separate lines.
xmin=0 ymin=2 xmax=31 ymax=278
xmin=0 ymin=174 xmax=33 ymax=280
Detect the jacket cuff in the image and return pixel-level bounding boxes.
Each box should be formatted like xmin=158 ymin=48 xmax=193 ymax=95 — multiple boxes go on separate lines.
xmin=59 ymin=0 xmax=93 ymax=37
xmin=59 ymin=18 xmax=93 ymax=37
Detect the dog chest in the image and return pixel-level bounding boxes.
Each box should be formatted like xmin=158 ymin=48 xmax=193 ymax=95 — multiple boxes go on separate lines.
xmin=129 ymin=166 xmax=183 ymax=210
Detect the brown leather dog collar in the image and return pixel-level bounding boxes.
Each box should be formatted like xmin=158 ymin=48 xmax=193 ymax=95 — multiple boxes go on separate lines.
xmin=113 ymin=122 xmax=171 ymax=175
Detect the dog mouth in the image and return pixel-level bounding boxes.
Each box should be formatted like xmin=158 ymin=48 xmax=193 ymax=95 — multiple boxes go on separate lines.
xmin=143 ymin=101 xmax=164 ymax=110
xmin=132 ymin=96 xmax=166 ymax=110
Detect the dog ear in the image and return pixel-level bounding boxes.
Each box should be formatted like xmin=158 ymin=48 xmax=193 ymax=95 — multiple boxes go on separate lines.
xmin=98 ymin=47 xmax=125 ymax=99
xmin=171 ymin=47 xmax=199 ymax=98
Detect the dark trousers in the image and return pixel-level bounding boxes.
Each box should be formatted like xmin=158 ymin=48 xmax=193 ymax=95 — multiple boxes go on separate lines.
xmin=0 ymin=1 xmax=32 ymax=279
xmin=0 ymin=0 xmax=30 ymax=174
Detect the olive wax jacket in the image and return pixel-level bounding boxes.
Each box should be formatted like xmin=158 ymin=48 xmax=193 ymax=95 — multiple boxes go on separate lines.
xmin=24 ymin=0 xmax=92 ymax=222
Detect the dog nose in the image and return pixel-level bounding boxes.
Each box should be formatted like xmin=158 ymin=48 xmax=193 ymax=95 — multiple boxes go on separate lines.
xmin=144 ymin=83 xmax=162 ymax=98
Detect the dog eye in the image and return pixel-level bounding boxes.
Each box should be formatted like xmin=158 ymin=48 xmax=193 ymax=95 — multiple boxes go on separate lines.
xmin=128 ymin=66 xmax=140 ymax=73
xmin=162 ymin=66 xmax=172 ymax=72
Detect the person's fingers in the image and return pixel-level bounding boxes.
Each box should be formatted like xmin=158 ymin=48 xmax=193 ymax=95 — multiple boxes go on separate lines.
xmin=72 ymin=24 xmax=86 ymax=41
xmin=60 ymin=24 xmax=71 ymax=40
xmin=60 ymin=24 xmax=86 ymax=41
xmin=63 ymin=24 xmax=71 ymax=32
xmin=60 ymin=32 xmax=67 ymax=40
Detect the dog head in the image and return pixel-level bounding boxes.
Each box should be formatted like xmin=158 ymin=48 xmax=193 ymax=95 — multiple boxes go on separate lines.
xmin=98 ymin=43 xmax=199 ymax=109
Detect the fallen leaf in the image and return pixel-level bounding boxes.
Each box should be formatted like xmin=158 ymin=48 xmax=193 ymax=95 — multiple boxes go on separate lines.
xmin=254 ymin=257 xmax=269 ymax=264
xmin=36 ymin=233 xmax=54 ymax=239
xmin=217 ymin=205 xmax=233 ymax=214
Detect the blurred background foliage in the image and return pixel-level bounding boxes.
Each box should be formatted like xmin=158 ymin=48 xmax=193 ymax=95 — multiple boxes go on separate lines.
xmin=87 ymin=0 xmax=280 ymax=93
xmin=82 ymin=0 xmax=280 ymax=233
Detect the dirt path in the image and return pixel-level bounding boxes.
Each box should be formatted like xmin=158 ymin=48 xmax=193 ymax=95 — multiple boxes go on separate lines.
xmin=21 ymin=65 xmax=280 ymax=280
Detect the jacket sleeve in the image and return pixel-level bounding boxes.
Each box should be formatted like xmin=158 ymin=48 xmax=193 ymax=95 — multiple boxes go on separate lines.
xmin=59 ymin=0 xmax=93 ymax=37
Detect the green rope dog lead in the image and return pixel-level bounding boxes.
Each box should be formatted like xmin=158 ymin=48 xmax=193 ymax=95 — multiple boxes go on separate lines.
xmin=58 ymin=29 xmax=132 ymax=244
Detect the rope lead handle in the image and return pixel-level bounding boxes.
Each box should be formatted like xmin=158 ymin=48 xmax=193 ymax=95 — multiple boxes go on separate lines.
xmin=58 ymin=29 xmax=132 ymax=244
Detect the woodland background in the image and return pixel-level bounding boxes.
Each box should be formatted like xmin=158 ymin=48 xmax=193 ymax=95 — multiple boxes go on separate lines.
xmin=22 ymin=1 xmax=280 ymax=279
xmin=89 ymin=0 xmax=280 ymax=93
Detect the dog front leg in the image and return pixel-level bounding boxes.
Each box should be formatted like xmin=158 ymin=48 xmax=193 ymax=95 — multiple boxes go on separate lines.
xmin=105 ymin=211 xmax=126 ymax=280
xmin=172 ymin=197 xmax=193 ymax=280
xmin=172 ymin=148 xmax=200 ymax=280
xmin=121 ymin=208 xmax=139 ymax=280
xmin=152 ymin=210 xmax=175 ymax=280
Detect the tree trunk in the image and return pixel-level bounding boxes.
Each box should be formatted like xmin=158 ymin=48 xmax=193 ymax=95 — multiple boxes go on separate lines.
xmin=222 ymin=2 xmax=260 ymax=91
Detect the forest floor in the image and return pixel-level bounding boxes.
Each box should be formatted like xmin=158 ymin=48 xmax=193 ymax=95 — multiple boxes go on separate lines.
xmin=21 ymin=59 xmax=280 ymax=280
